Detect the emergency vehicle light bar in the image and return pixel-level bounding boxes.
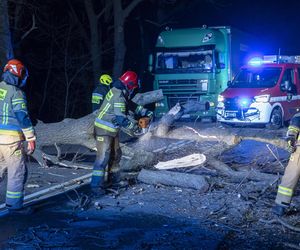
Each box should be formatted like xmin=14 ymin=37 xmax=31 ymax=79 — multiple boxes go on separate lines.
xmin=263 ymin=55 xmax=300 ymax=64
xmin=248 ymin=55 xmax=300 ymax=66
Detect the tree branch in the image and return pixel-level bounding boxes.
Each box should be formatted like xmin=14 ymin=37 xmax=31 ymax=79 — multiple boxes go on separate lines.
xmin=123 ymin=0 xmax=144 ymax=18
xmin=21 ymin=14 xmax=37 ymax=41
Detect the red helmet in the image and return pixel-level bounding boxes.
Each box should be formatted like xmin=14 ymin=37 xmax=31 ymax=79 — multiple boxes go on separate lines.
xmin=119 ymin=71 xmax=138 ymax=90
xmin=3 ymin=59 xmax=28 ymax=80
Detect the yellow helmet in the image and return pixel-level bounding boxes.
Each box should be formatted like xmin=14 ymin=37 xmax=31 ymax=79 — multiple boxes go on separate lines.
xmin=99 ymin=74 xmax=112 ymax=86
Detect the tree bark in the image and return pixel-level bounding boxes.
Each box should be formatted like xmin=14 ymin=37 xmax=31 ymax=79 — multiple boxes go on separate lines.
xmin=138 ymin=169 xmax=209 ymax=192
xmin=0 ymin=0 xmax=13 ymax=66
xmin=85 ymin=0 xmax=102 ymax=84
xmin=131 ymin=89 xmax=163 ymax=106
xmin=112 ymin=0 xmax=144 ymax=77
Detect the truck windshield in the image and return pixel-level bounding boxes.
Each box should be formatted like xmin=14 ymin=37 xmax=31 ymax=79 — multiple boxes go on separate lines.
xmin=155 ymin=49 xmax=213 ymax=74
xmin=231 ymin=67 xmax=282 ymax=88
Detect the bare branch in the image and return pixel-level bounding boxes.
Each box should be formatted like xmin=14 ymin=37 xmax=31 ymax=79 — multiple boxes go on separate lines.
xmin=123 ymin=0 xmax=144 ymax=18
xmin=20 ymin=14 xmax=37 ymax=41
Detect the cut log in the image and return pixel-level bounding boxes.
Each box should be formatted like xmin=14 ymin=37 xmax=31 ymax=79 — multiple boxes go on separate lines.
xmin=131 ymin=89 xmax=163 ymax=106
xmin=154 ymin=101 xmax=210 ymax=137
xmin=154 ymin=153 xmax=206 ymax=170
xmin=207 ymin=158 xmax=279 ymax=184
xmin=137 ymin=169 xmax=209 ymax=192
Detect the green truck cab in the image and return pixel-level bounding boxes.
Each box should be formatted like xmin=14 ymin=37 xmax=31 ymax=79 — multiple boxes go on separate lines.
xmin=150 ymin=26 xmax=254 ymax=119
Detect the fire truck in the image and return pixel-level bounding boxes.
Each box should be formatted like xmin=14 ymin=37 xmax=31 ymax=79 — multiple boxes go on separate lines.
xmin=216 ymin=55 xmax=300 ymax=128
xmin=149 ymin=26 xmax=257 ymax=119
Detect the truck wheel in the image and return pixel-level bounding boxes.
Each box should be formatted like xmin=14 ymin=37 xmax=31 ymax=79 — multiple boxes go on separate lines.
xmin=268 ymin=108 xmax=283 ymax=129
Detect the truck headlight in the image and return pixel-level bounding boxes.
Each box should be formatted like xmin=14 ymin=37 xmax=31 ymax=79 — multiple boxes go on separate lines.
xmin=155 ymin=102 xmax=165 ymax=107
xmin=197 ymin=79 xmax=208 ymax=91
xmin=254 ymin=94 xmax=270 ymax=103
xmin=218 ymin=95 xmax=224 ymax=102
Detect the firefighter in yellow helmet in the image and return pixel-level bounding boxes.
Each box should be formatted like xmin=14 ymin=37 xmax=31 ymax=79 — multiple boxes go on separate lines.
xmin=273 ymin=112 xmax=300 ymax=216
xmin=91 ymin=71 xmax=143 ymax=195
xmin=0 ymin=59 xmax=36 ymax=215
xmin=91 ymin=74 xmax=113 ymax=112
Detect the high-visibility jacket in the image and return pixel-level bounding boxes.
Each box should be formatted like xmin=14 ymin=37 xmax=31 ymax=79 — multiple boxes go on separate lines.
xmin=0 ymin=80 xmax=35 ymax=141
xmin=94 ymin=81 xmax=136 ymax=137
xmin=91 ymin=83 xmax=110 ymax=112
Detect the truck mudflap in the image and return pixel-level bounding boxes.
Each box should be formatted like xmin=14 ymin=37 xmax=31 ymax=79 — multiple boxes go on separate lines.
xmin=216 ymin=107 xmax=260 ymax=121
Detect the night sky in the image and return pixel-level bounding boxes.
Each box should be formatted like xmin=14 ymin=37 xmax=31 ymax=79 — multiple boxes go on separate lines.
xmin=173 ymin=0 xmax=300 ymax=54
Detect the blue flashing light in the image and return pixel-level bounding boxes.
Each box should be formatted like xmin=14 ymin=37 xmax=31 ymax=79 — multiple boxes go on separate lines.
xmin=248 ymin=57 xmax=263 ymax=66
xmin=239 ymin=98 xmax=250 ymax=107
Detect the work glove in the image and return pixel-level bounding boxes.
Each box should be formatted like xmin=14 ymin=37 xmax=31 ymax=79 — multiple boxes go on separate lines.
xmin=146 ymin=110 xmax=153 ymax=120
xmin=286 ymin=136 xmax=297 ymax=153
xmin=132 ymin=123 xmax=144 ymax=136
xmin=26 ymin=140 xmax=36 ymax=155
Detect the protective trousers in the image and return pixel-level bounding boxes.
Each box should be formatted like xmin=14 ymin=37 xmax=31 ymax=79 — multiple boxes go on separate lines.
xmin=0 ymin=136 xmax=27 ymax=210
xmin=275 ymin=148 xmax=300 ymax=206
xmin=90 ymin=135 xmax=121 ymax=188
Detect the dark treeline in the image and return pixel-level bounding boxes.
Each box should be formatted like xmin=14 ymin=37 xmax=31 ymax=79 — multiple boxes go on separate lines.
xmin=1 ymin=0 xmax=242 ymax=122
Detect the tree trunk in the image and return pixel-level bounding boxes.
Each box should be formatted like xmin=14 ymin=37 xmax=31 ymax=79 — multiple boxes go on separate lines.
xmin=112 ymin=0 xmax=144 ymax=78
xmin=131 ymin=89 xmax=163 ymax=106
xmin=0 ymin=0 xmax=13 ymax=66
xmin=138 ymin=169 xmax=209 ymax=192
xmin=113 ymin=0 xmax=126 ymax=78
xmin=85 ymin=0 xmax=102 ymax=84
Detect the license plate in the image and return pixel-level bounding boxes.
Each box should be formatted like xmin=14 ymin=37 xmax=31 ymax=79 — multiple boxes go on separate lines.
xmin=225 ymin=112 xmax=236 ymax=118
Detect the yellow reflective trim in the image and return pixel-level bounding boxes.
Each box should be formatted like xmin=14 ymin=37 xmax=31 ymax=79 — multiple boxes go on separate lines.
xmin=7 ymin=191 xmax=22 ymax=195
xmin=278 ymin=190 xmax=293 ymax=197
xmin=278 ymin=186 xmax=293 ymax=192
xmin=98 ymin=103 xmax=111 ymax=119
xmin=0 ymin=129 xmax=23 ymax=137
xmin=114 ymin=103 xmax=125 ymax=107
xmin=92 ymin=96 xmax=102 ymax=104
xmin=95 ymin=122 xmax=117 ymax=132
xmin=93 ymin=170 xmax=104 ymax=176
xmin=14 ymin=150 xmax=22 ymax=156
xmin=0 ymin=88 xmax=7 ymax=100
xmin=96 ymin=136 xmax=104 ymax=141
xmin=6 ymin=194 xmax=22 ymax=199
xmin=288 ymin=126 xmax=300 ymax=133
xmin=106 ymin=90 xmax=113 ymax=101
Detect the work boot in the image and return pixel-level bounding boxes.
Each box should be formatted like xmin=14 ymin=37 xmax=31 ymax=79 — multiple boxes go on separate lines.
xmin=110 ymin=173 xmax=128 ymax=188
xmin=7 ymin=206 xmax=35 ymax=216
xmin=112 ymin=180 xmax=129 ymax=188
xmin=272 ymin=204 xmax=286 ymax=216
xmin=90 ymin=187 xmax=106 ymax=197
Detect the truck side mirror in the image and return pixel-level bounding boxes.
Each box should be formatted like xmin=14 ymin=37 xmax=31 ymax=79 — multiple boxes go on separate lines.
xmin=227 ymin=80 xmax=232 ymax=87
xmin=148 ymin=54 xmax=153 ymax=72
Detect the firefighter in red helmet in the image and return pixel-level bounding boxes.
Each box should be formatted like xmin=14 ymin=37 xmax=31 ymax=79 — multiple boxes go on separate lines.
xmin=91 ymin=70 xmax=145 ymax=195
xmin=0 ymin=59 xmax=36 ymax=215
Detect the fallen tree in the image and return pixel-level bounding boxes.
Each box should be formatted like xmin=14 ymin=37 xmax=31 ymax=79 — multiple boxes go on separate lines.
xmin=0 ymin=88 xmax=289 ymax=189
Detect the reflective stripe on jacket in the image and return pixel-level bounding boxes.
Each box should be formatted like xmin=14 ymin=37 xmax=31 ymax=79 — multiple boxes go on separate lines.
xmin=0 ymin=81 xmax=35 ymax=141
xmin=91 ymin=84 xmax=110 ymax=112
xmin=94 ymin=87 xmax=135 ymax=137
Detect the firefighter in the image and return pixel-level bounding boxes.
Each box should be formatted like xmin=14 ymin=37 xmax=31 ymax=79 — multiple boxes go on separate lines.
xmin=92 ymin=73 xmax=153 ymax=119
xmin=273 ymin=113 xmax=300 ymax=216
xmin=91 ymin=74 xmax=113 ymax=112
xmin=91 ymin=70 xmax=141 ymax=195
xmin=0 ymin=59 xmax=36 ymax=214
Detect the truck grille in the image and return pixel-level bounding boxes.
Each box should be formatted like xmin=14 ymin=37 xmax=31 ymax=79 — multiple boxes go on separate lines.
xmin=158 ymin=79 xmax=206 ymax=93
xmin=167 ymin=95 xmax=199 ymax=107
